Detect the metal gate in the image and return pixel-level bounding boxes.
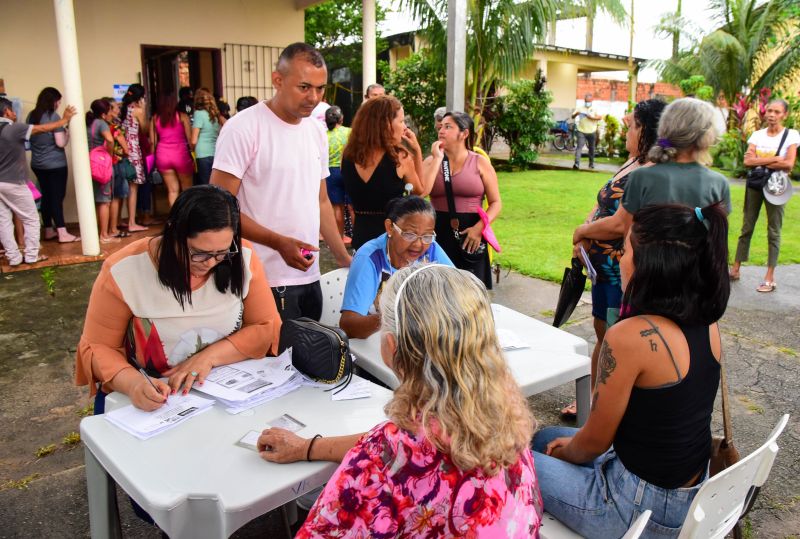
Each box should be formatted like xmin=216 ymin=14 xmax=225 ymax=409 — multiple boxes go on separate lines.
xmin=222 ymin=43 xmax=283 ymax=106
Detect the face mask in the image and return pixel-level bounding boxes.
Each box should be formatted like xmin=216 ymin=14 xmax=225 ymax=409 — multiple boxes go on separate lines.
xmin=584 ymin=101 xmax=591 ymax=107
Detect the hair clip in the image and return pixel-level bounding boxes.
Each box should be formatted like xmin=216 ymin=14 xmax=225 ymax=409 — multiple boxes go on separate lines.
xmin=694 ymin=207 xmax=704 ymax=222
xmin=657 ymin=138 xmax=673 ymax=148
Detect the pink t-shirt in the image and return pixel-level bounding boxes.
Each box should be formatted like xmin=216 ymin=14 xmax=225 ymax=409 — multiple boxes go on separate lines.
xmin=213 ymin=102 xmax=329 ymax=287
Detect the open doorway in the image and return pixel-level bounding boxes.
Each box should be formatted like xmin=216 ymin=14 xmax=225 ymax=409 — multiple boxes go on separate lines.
xmin=140 ymin=45 xmax=223 ymax=111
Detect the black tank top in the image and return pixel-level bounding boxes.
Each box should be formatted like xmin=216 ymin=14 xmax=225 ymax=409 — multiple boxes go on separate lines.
xmin=613 ymin=319 xmax=720 ymax=489
xmin=341 ymin=154 xmax=405 ymax=250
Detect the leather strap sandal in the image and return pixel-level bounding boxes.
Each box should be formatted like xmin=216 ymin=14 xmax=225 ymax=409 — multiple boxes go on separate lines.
xmin=756 ymin=281 xmax=776 ymax=293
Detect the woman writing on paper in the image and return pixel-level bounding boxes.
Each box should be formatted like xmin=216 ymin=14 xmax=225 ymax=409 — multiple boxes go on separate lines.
xmin=423 ymin=111 xmax=502 ymax=288
xmin=259 ymin=265 xmax=542 ymax=537
xmin=76 ymin=185 xmax=281 ymax=411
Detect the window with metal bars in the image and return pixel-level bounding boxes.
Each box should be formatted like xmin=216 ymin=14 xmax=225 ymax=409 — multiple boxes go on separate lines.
xmin=223 ymin=43 xmax=283 ymax=107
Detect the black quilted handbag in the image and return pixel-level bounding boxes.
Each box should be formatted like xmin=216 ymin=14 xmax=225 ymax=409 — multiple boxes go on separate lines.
xmin=279 ymin=317 xmax=352 ymax=387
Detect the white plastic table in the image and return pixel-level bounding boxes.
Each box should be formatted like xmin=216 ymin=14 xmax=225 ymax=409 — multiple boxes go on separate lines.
xmin=349 ymin=303 xmax=592 ymax=425
xmin=80 ymin=378 xmax=392 ymax=539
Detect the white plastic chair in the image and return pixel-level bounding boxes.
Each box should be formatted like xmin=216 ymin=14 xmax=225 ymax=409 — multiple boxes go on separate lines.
xmin=678 ymin=413 xmax=789 ymax=538
xmin=540 ymin=510 xmax=651 ymax=539
xmin=318 ymin=268 xmax=349 ymax=327
xmin=622 ymin=511 xmax=652 ymax=539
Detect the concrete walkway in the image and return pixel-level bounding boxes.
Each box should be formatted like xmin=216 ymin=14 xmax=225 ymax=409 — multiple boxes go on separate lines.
xmin=1 ymin=255 xmax=798 ymax=537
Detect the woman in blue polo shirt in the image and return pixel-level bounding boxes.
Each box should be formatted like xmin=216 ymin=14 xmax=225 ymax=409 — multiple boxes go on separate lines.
xmin=339 ymin=196 xmax=453 ymax=338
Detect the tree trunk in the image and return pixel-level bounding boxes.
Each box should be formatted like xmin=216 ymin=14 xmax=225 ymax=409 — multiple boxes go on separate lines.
xmin=672 ymin=0 xmax=682 ymax=60
xmin=586 ymin=11 xmax=594 ymax=51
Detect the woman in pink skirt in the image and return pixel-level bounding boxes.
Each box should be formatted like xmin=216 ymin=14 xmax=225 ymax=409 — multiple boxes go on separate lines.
xmin=150 ymin=93 xmax=194 ymax=207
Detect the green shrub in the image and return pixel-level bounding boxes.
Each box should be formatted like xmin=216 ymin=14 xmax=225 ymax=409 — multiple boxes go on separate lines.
xmin=491 ymin=72 xmax=553 ymax=168
xmin=615 ymin=122 xmax=629 ymax=159
xmin=383 ymin=50 xmax=446 ymax=153
xmin=602 ymin=115 xmax=620 ymax=157
xmin=712 ymin=129 xmax=746 ymax=178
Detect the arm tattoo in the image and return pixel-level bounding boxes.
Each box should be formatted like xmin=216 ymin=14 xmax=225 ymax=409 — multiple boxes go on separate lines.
xmin=597 ymin=341 xmax=617 ymax=386
xmin=640 ymin=328 xmax=657 ymax=337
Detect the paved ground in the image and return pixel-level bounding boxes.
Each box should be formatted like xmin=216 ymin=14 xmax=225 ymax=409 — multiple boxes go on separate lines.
xmin=1 ymin=249 xmax=798 ymax=538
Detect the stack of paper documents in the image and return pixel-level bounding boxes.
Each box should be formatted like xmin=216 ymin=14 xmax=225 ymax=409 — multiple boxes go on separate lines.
xmin=193 ymin=350 xmax=304 ymax=414
xmin=496 ymin=328 xmax=531 ymax=351
xmin=104 ymin=393 xmax=215 ymax=440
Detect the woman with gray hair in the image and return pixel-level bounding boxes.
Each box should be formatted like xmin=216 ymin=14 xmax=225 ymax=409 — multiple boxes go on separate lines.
xmin=258 ymin=264 xmax=542 ymax=537
xmin=573 ymin=97 xmax=731 ymax=246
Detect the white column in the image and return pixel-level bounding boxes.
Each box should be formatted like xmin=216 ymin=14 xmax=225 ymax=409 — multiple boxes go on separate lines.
xmin=362 ymin=0 xmax=377 ymax=95
xmin=54 ymin=0 xmax=99 ymax=255
xmin=446 ymin=0 xmax=467 ymax=111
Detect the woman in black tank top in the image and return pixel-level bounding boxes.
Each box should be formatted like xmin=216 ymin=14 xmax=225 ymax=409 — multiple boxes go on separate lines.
xmin=531 ymin=202 xmax=731 ymax=538
xmin=341 ymin=96 xmax=425 ymax=250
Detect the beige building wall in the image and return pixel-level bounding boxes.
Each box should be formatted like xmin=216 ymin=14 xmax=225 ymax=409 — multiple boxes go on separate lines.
xmin=3 ymin=0 xmax=304 ymax=222
xmin=544 ymin=62 xmax=579 ymax=111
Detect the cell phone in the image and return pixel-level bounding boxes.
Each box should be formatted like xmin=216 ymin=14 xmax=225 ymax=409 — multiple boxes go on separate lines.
xmin=300 ymin=248 xmax=314 ymax=260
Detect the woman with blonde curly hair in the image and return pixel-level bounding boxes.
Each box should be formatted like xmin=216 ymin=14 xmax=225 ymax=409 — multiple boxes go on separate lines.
xmin=341 ymin=95 xmax=425 ymax=249
xmin=191 ymin=88 xmax=225 ymax=185
xmin=573 ymin=97 xmax=731 ymax=246
xmin=259 ymin=264 xmax=542 ymax=537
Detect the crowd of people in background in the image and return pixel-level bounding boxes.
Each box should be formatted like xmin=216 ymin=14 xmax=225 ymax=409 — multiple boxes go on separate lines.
xmin=0 ymin=36 xmax=795 ymax=538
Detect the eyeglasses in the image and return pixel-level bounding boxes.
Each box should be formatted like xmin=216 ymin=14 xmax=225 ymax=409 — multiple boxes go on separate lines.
xmin=392 ymin=223 xmax=436 ymax=244
xmin=189 ymin=243 xmax=239 ymax=263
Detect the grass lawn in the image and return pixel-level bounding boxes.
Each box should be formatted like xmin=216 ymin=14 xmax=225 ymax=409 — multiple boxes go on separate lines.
xmin=492 ymin=169 xmax=800 ymax=282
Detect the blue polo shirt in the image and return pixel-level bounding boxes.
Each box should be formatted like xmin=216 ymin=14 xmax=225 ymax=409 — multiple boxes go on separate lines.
xmin=341 ymin=233 xmax=453 ymax=316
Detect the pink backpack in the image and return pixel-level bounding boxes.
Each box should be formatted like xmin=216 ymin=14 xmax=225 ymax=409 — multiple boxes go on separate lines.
xmin=89 ymin=122 xmax=113 ymax=185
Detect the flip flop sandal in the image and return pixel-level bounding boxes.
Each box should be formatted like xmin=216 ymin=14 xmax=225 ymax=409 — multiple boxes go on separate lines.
xmin=58 ymin=235 xmax=81 ymax=243
xmin=24 ymin=255 xmax=49 ymax=264
xmin=114 ymin=231 xmax=131 ymax=238
xmin=559 ymin=401 xmax=577 ymax=418
xmin=756 ymin=281 xmax=776 ymax=293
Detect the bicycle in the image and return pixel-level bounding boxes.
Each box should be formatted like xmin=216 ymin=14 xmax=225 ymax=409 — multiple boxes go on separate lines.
xmin=550 ymin=120 xmax=577 ymax=152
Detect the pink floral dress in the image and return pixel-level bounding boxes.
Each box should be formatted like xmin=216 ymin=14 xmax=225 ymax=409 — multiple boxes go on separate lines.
xmin=297 ymin=421 xmax=543 ymax=538
xmin=122 ymin=107 xmax=146 ymax=184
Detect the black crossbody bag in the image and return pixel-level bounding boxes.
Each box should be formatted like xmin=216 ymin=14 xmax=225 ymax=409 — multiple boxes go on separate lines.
xmin=442 ymin=155 xmax=487 ymax=263
xmin=279 ymin=317 xmax=352 ymax=393
xmin=746 ymin=129 xmax=788 ymax=190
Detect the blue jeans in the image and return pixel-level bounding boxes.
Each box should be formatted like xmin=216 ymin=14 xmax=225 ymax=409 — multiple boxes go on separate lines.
xmin=533 ymin=426 xmax=705 ymax=538
xmin=195 ymin=156 xmax=214 ymax=185
xmin=575 ymin=131 xmax=596 ymax=167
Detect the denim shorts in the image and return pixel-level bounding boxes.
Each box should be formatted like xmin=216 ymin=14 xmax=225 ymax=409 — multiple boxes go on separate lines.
xmin=93 ymin=178 xmax=112 ymax=203
xmin=532 ymin=426 xmax=705 ymax=538
xmin=591 ymin=281 xmax=622 ymax=321
xmin=325 ymin=166 xmax=349 ymax=205
xmin=112 ymin=163 xmax=130 ymax=199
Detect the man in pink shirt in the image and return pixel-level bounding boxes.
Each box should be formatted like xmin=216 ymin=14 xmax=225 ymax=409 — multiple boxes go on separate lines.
xmin=211 ymin=43 xmax=351 ymax=321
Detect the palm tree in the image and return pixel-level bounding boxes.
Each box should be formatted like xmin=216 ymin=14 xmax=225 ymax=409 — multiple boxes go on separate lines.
xmin=400 ymin=0 xmax=555 ymax=131
xmin=551 ymin=0 xmax=627 ymax=50
xmin=656 ymin=0 xmax=800 ymax=127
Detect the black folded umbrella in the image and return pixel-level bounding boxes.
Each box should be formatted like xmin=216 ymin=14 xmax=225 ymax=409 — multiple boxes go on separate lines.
xmin=553 ymin=257 xmax=587 ymax=328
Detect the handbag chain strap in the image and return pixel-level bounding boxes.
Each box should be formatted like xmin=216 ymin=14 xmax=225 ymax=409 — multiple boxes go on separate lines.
xmin=441 ymin=155 xmax=460 ymax=238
